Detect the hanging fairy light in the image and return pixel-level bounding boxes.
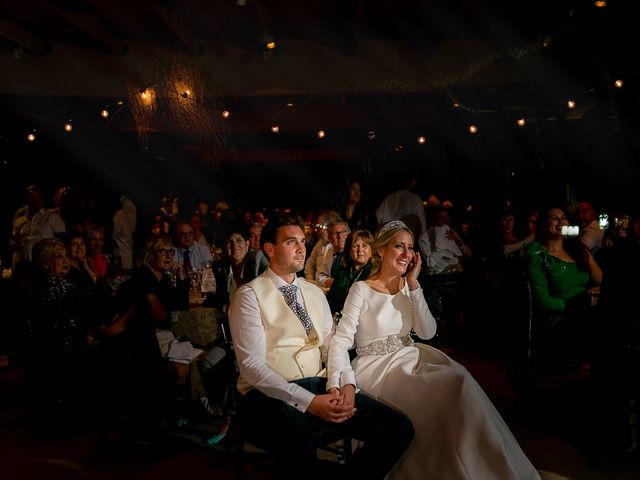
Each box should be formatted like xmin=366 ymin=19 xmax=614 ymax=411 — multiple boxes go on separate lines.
xmin=64 ymin=121 xmax=73 ymax=132
xmin=614 ymin=79 xmax=623 ymax=88
xmin=567 ymin=100 xmax=576 ymax=110
xmin=517 ymin=118 xmax=526 ymax=127
xmin=100 ymin=109 xmax=109 ymax=118
xmin=417 ymin=136 xmax=426 ymax=144
xmin=271 ymin=125 xmax=279 ymax=133
xmin=469 ymin=125 xmax=478 ymax=134
xmin=222 ymin=110 xmax=230 ymax=119
xmin=317 ymin=130 xmax=325 ymax=139
xmin=27 ymin=131 xmax=36 ymax=142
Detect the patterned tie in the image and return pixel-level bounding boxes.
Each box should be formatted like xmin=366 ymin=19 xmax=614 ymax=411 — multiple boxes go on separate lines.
xmin=279 ymin=284 xmax=314 ymax=335
xmin=183 ymin=250 xmax=192 ymax=273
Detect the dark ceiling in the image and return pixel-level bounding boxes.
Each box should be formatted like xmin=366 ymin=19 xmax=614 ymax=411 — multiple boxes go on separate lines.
xmin=0 ymin=1 xmax=638 ymax=212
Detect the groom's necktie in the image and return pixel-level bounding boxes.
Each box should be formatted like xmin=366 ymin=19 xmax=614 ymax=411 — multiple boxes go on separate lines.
xmin=278 ymin=284 xmax=313 ymax=335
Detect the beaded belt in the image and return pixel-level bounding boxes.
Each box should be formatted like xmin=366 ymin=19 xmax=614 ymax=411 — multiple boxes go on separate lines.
xmin=355 ymin=334 xmax=414 ymax=357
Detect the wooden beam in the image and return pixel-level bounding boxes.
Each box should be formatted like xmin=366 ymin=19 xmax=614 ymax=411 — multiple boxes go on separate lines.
xmin=0 ymin=18 xmax=48 ymax=54
xmin=143 ymin=0 xmax=199 ymax=52
xmin=47 ymin=2 xmax=126 ymax=54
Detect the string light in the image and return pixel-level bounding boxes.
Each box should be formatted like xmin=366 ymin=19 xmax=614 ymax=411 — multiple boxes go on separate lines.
xmin=222 ymin=110 xmax=230 ymax=118
xmin=517 ymin=118 xmax=526 ymax=127
xmin=100 ymin=109 xmax=109 ymax=118
xmin=271 ymin=125 xmax=279 ymax=133
xmin=395 ymin=145 xmax=404 ymax=152
xmin=567 ymin=100 xmax=576 ymax=109
xmin=286 ymin=102 xmax=294 ymax=108
xmin=27 ymin=131 xmax=36 ymax=142
xmin=64 ymin=121 xmax=73 ymax=132
xmin=317 ymin=130 xmax=325 ymax=138
xmin=469 ymin=125 xmax=478 ymax=134
xmin=594 ymin=1 xmax=606 ymax=7
xmin=116 ymin=100 xmax=124 ymax=106
xmin=417 ymin=136 xmax=426 ymax=144
xmin=614 ymin=79 xmax=623 ymax=88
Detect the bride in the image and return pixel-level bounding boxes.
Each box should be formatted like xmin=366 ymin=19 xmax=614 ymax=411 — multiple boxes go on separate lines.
xmin=327 ymin=220 xmax=540 ymax=479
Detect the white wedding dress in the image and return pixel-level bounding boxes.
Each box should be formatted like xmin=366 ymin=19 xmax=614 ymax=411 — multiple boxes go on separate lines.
xmin=327 ymin=281 xmax=540 ymax=480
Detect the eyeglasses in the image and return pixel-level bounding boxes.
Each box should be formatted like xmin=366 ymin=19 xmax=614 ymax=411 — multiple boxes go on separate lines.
xmin=329 ymin=230 xmax=349 ymax=238
xmin=156 ymin=248 xmax=176 ymax=256
xmin=176 ymin=231 xmax=194 ymax=237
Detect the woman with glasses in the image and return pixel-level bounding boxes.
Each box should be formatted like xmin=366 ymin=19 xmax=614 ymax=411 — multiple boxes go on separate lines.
xmin=133 ymin=236 xmax=190 ymax=325
xmin=103 ymin=236 xmax=190 ymax=429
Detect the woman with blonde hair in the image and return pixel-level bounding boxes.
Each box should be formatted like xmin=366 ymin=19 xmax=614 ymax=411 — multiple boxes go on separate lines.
xmin=328 ymin=221 xmax=540 ymax=479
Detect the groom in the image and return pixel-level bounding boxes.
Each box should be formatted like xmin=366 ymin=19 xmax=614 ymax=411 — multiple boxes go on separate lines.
xmin=229 ymin=213 xmax=413 ymax=479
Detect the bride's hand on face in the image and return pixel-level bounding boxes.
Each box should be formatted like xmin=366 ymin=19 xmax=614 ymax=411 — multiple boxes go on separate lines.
xmin=405 ymin=251 xmax=421 ymax=289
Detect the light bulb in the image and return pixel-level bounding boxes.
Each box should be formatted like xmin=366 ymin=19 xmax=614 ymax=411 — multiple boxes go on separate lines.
xmin=101 ymin=109 xmax=109 ymax=118
xmin=271 ymin=125 xmax=279 ymax=133
xmin=614 ymin=79 xmax=623 ymax=88
xmin=317 ymin=130 xmax=325 ymax=139
xmin=222 ymin=110 xmax=230 ymax=118
xmin=567 ymin=100 xmax=576 ymax=109
xmin=64 ymin=122 xmax=73 ymax=132
xmin=417 ymin=136 xmax=426 ymax=144
xmin=27 ymin=133 xmax=36 ymax=142
xmin=517 ymin=118 xmax=526 ymax=127
xmin=469 ymin=125 xmax=478 ymax=134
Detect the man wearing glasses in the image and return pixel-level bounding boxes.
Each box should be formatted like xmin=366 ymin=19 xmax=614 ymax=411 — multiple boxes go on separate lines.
xmin=172 ymin=221 xmax=214 ymax=273
xmin=316 ymin=220 xmax=350 ymax=288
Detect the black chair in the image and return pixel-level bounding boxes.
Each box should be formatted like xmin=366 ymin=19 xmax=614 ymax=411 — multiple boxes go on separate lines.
xmin=212 ymin=318 xmax=352 ymax=479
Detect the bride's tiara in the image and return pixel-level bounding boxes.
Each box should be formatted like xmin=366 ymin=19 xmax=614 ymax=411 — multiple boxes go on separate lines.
xmin=376 ymin=220 xmax=409 ymax=239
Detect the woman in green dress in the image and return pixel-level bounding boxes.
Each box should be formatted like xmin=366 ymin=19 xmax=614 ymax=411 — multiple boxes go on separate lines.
xmin=525 ymin=206 xmax=602 ymax=354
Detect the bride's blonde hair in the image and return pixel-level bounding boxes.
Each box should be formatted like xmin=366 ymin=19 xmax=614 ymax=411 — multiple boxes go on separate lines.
xmin=369 ymin=221 xmax=413 ymax=276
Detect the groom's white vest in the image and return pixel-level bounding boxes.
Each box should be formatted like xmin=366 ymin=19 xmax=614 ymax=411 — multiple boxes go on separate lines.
xmin=237 ymin=273 xmax=327 ymax=394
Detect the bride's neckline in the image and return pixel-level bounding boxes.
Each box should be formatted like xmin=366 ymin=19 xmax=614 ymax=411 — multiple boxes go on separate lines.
xmin=364 ymin=278 xmax=405 ymax=296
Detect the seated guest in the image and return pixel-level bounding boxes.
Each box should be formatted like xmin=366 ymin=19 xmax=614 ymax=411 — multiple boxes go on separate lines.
xmin=25 ymin=238 xmax=94 ymax=424
xmin=211 ymin=225 xmax=265 ymax=310
xmin=500 ymin=208 xmax=536 ymax=258
xmin=87 ymin=223 xmax=110 ymax=280
xmin=316 ymin=218 xmax=350 ymax=288
xmin=339 ymin=180 xmax=376 ymax=233
xmin=326 ymin=230 xmax=373 ymax=315
xmin=127 ymin=236 xmax=190 ymax=328
xmin=577 ymin=199 xmax=604 ymax=256
xmin=419 ymin=206 xmax=470 ymax=275
xmin=418 ymin=206 xmax=470 ymax=342
xmin=525 ymin=205 xmax=602 ymax=356
xmin=303 ymin=210 xmax=339 ymax=285
xmin=229 ymin=213 xmax=414 ymax=479
xmin=172 ymin=221 xmax=214 ymax=273
xmin=65 ymin=232 xmax=98 ymax=295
